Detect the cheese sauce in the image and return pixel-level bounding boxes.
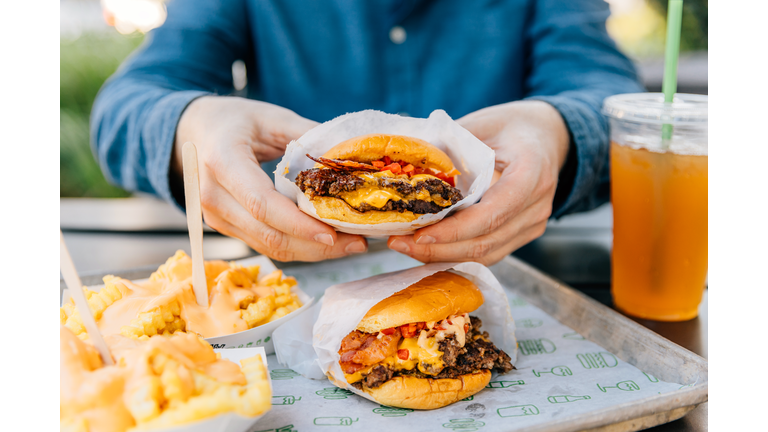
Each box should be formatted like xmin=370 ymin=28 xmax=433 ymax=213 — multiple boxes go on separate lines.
xmin=60 ymin=327 xmax=246 ymax=432
xmin=343 ymin=314 xmax=471 ymax=383
xmin=92 ymin=253 xmax=288 ymax=338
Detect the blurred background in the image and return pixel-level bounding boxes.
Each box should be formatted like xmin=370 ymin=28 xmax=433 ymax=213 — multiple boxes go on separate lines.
xmin=60 ymin=0 xmax=708 ymax=199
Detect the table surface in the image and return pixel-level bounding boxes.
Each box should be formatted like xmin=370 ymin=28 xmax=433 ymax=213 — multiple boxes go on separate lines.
xmin=60 ymin=197 xmax=707 ymax=431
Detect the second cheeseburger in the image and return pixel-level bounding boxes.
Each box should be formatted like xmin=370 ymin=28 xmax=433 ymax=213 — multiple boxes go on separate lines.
xmin=295 ymin=134 xmax=464 ymax=223
xmin=331 ymin=271 xmax=514 ymax=409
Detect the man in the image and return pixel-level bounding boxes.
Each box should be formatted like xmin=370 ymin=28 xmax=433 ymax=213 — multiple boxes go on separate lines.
xmin=91 ymin=0 xmax=643 ymax=265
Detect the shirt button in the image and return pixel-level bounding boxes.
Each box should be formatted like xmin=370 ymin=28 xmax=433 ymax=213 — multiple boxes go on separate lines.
xmin=389 ymin=26 xmax=407 ymax=44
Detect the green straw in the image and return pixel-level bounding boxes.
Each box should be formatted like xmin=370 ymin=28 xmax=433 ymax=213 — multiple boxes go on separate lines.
xmin=661 ymin=0 xmax=684 ymax=143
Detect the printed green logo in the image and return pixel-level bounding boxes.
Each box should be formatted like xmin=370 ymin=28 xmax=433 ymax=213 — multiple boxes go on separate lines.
xmin=373 ymin=405 xmax=414 ymax=417
xmin=532 ymin=365 xmax=572 ymax=377
xmin=577 ymin=352 xmax=618 ymax=369
xmin=270 ymin=369 xmax=300 ymax=380
xmin=518 ymin=319 xmax=543 ymax=328
xmin=510 ymin=298 xmax=528 ymax=307
xmin=547 ymin=395 xmax=591 ymax=404
xmin=562 ymin=332 xmax=586 ymax=340
xmin=254 ymin=424 xmax=297 ymax=432
xmin=518 ymin=339 xmax=556 ymax=355
xmin=314 ymin=417 xmax=358 ymax=426
xmin=462 ymin=395 xmax=474 ymax=401
xmin=486 ymin=380 xmax=525 ymax=388
xmin=443 ymin=418 xmax=485 ymax=431
xmin=271 ymin=395 xmax=301 ymax=405
xmin=597 ymin=380 xmax=640 ymax=392
xmin=315 ymin=387 xmax=354 ymax=399
xmin=497 ymin=404 xmax=540 ymax=417
xmin=643 ymin=372 xmax=659 ymax=383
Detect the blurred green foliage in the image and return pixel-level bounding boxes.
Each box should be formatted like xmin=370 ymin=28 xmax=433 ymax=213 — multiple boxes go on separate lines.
xmin=649 ymin=0 xmax=707 ymax=51
xmin=60 ymin=32 xmax=143 ymax=197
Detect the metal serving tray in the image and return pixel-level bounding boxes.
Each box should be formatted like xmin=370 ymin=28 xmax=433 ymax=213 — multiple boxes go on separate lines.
xmin=488 ymin=257 xmax=708 ymax=431
xmin=61 ymin=249 xmax=707 ymax=432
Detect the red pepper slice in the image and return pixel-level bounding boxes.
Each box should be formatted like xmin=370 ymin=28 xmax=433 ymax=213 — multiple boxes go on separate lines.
xmin=380 ymin=327 xmax=396 ymax=335
xmin=371 ymin=160 xmax=385 ymax=169
xmin=382 ymin=156 xmax=392 ymax=165
xmin=402 ymin=164 xmax=415 ymax=174
xmin=400 ymin=322 xmax=426 ymax=338
xmin=464 ymin=324 xmax=469 ymax=333
xmin=382 ymin=163 xmax=402 ymax=174
xmin=397 ymin=349 xmax=409 ymax=360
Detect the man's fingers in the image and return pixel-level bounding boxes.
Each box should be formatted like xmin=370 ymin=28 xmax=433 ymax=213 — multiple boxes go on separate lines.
xmin=389 ymin=219 xmax=546 ymax=266
xmin=256 ymin=107 xmax=319 ymax=150
xmin=202 ymin=182 xmax=368 ymax=261
xmin=209 ymin=147 xmax=344 ymax=246
xmin=414 ymin=172 xmax=537 ymax=245
xmin=389 ymin=199 xmax=550 ymax=264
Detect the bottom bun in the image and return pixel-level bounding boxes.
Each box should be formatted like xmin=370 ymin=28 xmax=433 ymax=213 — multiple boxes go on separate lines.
xmin=309 ymin=195 xmax=419 ymax=224
xmin=361 ymin=370 xmax=492 ymax=410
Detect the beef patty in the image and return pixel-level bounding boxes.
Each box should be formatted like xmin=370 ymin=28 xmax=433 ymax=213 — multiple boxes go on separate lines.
xmin=354 ymin=316 xmax=514 ymax=389
xmin=295 ymin=168 xmax=463 ymax=214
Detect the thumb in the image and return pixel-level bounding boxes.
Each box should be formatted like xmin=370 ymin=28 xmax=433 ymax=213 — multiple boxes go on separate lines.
xmin=455 ymin=111 xmax=500 ymax=143
xmin=284 ymin=115 xmax=319 ymax=141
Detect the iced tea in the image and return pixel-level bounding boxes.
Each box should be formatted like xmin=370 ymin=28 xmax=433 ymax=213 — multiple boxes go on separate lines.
xmin=610 ymin=142 xmax=708 ymax=321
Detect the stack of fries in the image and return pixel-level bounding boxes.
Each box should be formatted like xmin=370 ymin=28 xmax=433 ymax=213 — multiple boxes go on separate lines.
xmin=60 ymin=251 xmax=303 ymax=339
xmin=60 ymin=327 xmax=271 ymax=432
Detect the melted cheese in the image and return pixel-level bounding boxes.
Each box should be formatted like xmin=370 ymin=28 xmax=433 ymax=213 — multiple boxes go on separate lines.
xmin=337 ymin=171 xmax=453 ymax=209
xmin=341 ymin=314 xmax=472 ymax=384
xmin=343 ymin=334 xmax=445 ymax=383
xmin=339 ymin=188 xmax=401 ymax=208
xmin=433 ymin=314 xmax=469 ymax=346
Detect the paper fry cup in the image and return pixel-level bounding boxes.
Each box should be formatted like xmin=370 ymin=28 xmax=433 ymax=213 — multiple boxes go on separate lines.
xmin=273 ymin=262 xmax=517 ymax=404
xmin=275 ymin=109 xmax=495 ymax=237
xmin=156 ymin=347 xmax=271 ymax=432
xmin=63 ymin=256 xmax=314 ymax=354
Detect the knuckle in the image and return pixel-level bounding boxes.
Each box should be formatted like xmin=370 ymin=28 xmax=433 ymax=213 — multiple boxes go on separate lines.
xmin=539 ymin=203 xmax=553 ymax=222
xmin=203 ymin=149 xmax=222 ymax=172
xmin=259 ymin=227 xmax=286 ymax=253
xmin=269 ymin=248 xmax=294 ymax=263
xmin=244 ymin=191 xmax=267 ymax=221
xmin=199 ymin=188 xmax=216 ymax=211
xmin=468 ymin=240 xmax=494 ymax=260
xmin=414 ymin=244 xmax=436 ymax=261
xmin=486 ymin=211 xmax=507 ymax=234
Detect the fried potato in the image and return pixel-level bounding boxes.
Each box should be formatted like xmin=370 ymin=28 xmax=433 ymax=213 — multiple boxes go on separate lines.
xmin=59 ymin=251 xmax=303 ymax=342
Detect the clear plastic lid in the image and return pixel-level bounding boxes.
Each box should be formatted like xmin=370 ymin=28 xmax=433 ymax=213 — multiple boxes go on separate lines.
xmin=602 ymin=93 xmax=707 ymax=126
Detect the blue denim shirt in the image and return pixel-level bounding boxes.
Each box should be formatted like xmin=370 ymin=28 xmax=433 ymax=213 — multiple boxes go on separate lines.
xmin=91 ymin=0 xmax=644 ymax=218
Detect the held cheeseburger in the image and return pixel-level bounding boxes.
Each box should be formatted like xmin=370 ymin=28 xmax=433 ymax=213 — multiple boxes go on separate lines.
xmin=330 ymin=271 xmax=514 ymax=409
xmin=295 ymin=134 xmax=464 ymax=224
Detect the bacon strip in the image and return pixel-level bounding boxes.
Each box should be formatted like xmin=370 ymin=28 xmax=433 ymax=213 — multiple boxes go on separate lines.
xmin=306 ymin=155 xmax=380 ymax=173
xmin=338 ymin=329 xmax=401 ymax=373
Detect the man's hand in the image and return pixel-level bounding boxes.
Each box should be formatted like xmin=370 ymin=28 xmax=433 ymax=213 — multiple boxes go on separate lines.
xmin=173 ymin=96 xmax=368 ymax=261
xmin=387 ymin=101 xmax=570 ymax=265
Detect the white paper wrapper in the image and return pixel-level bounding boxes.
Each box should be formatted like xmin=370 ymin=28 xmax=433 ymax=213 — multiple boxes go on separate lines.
xmin=158 ymin=347 xmax=271 ymax=432
xmin=273 ymin=262 xmax=517 ymax=404
xmin=62 ymin=256 xmax=315 ymax=354
xmin=249 ymin=250 xmax=688 ymax=431
xmin=275 ymin=109 xmax=496 ymax=237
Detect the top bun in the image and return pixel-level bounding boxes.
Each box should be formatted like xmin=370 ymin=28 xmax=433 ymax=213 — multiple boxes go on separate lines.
xmin=356 ymin=271 xmax=483 ymax=333
xmin=321 ymin=134 xmax=455 ymax=173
